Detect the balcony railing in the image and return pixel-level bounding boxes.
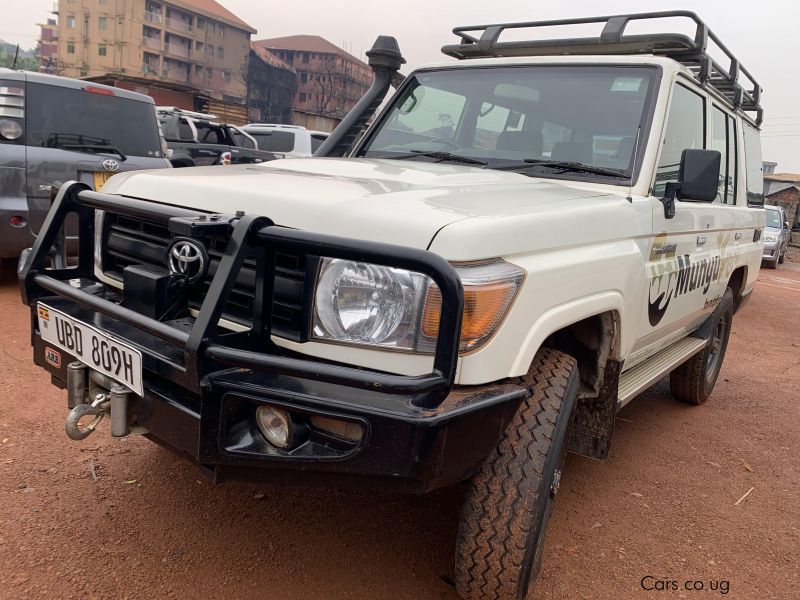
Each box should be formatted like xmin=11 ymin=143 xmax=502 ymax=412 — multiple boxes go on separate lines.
xmin=143 ymin=37 xmax=161 ymax=50
xmin=166 ymin=18 xmax=192 ymax=34
xmin=144 ymin=11 xmax=162 ymax=24
xmin=165 ymin=43 xmax=190 ymax=58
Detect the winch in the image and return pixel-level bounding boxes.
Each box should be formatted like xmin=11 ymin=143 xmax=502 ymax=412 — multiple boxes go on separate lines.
xmin=64 ymin=361 xmax=142 ymax=440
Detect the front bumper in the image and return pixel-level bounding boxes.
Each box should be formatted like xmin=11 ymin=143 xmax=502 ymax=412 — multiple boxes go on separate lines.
xmin=762 ymin=240 xmax=779 ymax=260
xmin=21 ymin=182 xmax=524 ymax=492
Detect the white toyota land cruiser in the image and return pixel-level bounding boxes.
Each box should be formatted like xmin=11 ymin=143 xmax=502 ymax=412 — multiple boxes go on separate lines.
xmin=20 ymin=11 xmax=766 ymax=600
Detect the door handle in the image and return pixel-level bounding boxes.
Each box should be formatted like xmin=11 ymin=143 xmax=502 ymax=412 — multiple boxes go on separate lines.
xmin=735 ymin=232 xmax=743 ymax=240
xmin=697 ymin=235 xmax=708 ymax=245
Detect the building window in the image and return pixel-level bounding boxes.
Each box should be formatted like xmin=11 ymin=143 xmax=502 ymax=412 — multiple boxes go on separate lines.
xmin=302 ymin=52 xmax=309 ymax=63
xmin=79 ymin=68 xmax=87 ymax=76
xmin=207 ymin=44 xmax=213 ymax=56
xmin=67 ymin=42 xmax=75 ymax=53
xmin=98 ymin=44 xmax=107 ymax=56
xmin=219 ymin=25 xmax=224 ymax=37
xmin=195 ymin=64 xmax=202 ymax=76
xmin=67 ymin=15 xmax=76 ymax=28
xmin=206 ymin=67 xmax=213 ymax=78
xmin=217 ymin=47 xmax=223 ymax=59
xmin=98 ymin=17 xmax=107 ymax=30
xmin=299 ymin=92 xmax=306 ymax=102
xmin=299 ymin=71 xmax=307 ymax=84
xmin=222 ymin=71 xmax=230 ymax=84
xmin=99 ymin=0 xmax=108 ymax=4
xmin=197 ymin=17 xmax=205 ymax=29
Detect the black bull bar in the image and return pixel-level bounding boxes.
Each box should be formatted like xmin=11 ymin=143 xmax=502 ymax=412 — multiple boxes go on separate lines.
xmin=19 ymin=182 xmax=465 ymax=409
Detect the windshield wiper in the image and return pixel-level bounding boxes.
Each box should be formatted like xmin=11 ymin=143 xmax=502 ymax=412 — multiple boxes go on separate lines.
xmin=47 ymin=134 xmax=127 ymax=161
xmin=58 ymin=143 xmax=128 ymax=162
xmin=389 ymin=151 xmax=488 ymax=166
xmin=490 ymin=159 xmax=624 ymax=178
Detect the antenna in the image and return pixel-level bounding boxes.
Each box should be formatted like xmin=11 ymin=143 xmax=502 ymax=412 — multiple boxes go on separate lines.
xmin=12 ymin=44 xmax=20 ymax=69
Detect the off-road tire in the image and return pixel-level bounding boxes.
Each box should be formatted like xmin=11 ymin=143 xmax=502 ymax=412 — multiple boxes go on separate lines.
xmin=454 ymin=348 xmax=579 ymax=600
xmin=779 ymin=252 xmax=785 ymax=265
xmin=766 ymin=257 xmax=778 ymax=269
xmin=670 ymin=287 xmax=734 ymax=405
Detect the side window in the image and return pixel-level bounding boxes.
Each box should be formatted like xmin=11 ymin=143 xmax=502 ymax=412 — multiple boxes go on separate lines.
xmin=655 ymin=84 xmax=705 ymax=196
xmin=743 ymin=122 xmax=763 ymax=207
xmin=541 ymin=121 xmax=572 ymax=157
xmin=710 ymin=106 xmax=732 ymax=204
xmin=394 ymin=86 xmax=465 ymax=141
xmin=726 ymin=116 xmax=737 ymax=204
xmin=474 ymin=103 xmax=511 ymax=150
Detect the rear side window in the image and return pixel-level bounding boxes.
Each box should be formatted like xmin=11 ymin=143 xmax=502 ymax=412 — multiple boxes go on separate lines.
xmin=25 ymin=82 xmax=162 ymax=157
xmin=710 ymin=105 xmax=737 ymax=204
xmin=310 ymin=133 xmax=327 ymax=153
xmin=0 ymin=81 xmax=25 ymax=145
xmin=655 ymin=83 xmax=705 ymax=196
xmin=250 ymin=130 xmax=295 ymax=153
xmin=742 ymin=122 xmax=763 ymax=207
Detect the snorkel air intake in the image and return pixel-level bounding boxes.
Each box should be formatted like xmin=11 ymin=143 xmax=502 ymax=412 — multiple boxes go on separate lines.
xmin=314 ymin=36 xmax=405 ymax=157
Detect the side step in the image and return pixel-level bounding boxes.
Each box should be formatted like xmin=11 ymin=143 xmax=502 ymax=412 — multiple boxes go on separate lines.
xmin=617 ymin=336 xmax=708 ymax=408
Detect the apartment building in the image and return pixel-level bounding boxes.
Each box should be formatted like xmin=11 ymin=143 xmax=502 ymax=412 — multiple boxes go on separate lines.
xmin=54 ymin=0 xmax=256 ymax=104
xmin=253 ymin=35 xmax=372 ymax=129
xmin=36 ymin=18 xmax=59 ymax=73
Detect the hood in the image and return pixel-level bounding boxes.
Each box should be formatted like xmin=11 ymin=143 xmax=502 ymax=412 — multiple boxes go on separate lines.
xmin=102 ymin=157 xmax=611 ymax=250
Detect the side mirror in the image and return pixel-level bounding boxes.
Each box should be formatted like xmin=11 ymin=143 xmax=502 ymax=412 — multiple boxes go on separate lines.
xmin=784 ymin=221 xmax=790 ymax=231
xmin=660 ymin=149 xmax=721 ymax=219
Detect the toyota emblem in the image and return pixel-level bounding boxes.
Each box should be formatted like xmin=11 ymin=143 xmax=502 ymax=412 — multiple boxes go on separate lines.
xmin=102 ymin=159 xmax=120 ymax=172
xmin=166 ymin=238 xmax=208 ymax=284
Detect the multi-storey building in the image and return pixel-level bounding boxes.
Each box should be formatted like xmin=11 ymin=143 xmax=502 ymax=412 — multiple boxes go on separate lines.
xmin=54 ymin=0 xmax=256 ymax=106
xmin=253 ymin=35 xmax=372 ymax=130
xmin=36 ymin=18 xmax=59 ymax=73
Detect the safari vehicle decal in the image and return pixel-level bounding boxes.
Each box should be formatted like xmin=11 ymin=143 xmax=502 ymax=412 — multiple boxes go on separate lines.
xmin=647 ymin=232 xmax=742 ymax=327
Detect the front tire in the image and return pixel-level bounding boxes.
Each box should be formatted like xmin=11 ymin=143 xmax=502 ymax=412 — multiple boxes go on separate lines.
xmin=455 ymin=348 xmax=578 ymax=600
xmin=779 ymin=251 xmax=786 ymax=265
xmin=670 ymin=288 xmax=734 ymax=405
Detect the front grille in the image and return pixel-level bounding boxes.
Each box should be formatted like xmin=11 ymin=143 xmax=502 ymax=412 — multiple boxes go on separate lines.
xmin=102 ymin=213 xmax=310 ymax=341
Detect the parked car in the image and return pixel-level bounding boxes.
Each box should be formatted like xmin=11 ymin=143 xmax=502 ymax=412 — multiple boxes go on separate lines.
xmin=0 ymin=69 xmax=170 ymax=260
xmin=20 ymin=12 xmax=766 ymax=600
xmin=156 ymin=107 xmax=279 ymax=167
xmin=761 ymin=204 xmax=790 ymax=268
xmin=241 ymin=123 xmax=329 ymax=157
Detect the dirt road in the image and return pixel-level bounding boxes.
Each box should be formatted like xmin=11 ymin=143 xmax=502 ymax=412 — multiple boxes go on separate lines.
xmin=1 ymin=256 xmax=798 ymax=600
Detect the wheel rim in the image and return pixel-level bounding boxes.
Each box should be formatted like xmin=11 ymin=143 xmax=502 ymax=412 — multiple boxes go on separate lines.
xmin=705 ymin=315 xmax=727 ymax=384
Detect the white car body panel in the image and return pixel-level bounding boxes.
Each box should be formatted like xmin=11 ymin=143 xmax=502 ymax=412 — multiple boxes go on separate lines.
xmin=97 ymin=54 xmax=765 ymax=385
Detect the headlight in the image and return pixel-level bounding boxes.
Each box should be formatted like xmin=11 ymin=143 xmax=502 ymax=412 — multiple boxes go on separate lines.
xmin=312 ymin=258 xmax=524 ymax=353
xmin=763 ymin=234 xmax=777 ymax=242
xmin=0 ymin=118 xmax=23 ymax=140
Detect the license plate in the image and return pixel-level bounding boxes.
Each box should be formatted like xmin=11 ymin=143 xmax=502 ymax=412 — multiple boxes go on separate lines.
xmin=37 ymin=304 xmax=143 ymax=396
xmin=93 ymin=171 xmax=114 ymax=191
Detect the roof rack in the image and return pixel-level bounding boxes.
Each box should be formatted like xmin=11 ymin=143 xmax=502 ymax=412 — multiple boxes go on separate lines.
xmin=441 ymin=10 xmax=763 ymax=125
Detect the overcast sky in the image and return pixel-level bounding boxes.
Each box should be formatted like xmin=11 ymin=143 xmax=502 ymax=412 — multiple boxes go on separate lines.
xmin=3 ymin=0 xmax=799 ymax=170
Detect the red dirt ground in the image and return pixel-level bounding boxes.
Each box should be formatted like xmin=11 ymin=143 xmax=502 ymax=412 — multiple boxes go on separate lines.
xmin=1 ymin=254 xmax=798 ymax=599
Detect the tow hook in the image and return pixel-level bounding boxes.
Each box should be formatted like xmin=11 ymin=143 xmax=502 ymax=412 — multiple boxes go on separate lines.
xmin=65 ymin=393 xmax=109 ymax=441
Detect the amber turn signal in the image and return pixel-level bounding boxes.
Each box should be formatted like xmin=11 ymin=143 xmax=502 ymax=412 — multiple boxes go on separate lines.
xmin=422 ymin=261 xmax=524 ymax=352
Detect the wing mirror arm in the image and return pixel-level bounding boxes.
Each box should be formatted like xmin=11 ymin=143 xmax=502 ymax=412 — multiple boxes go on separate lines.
xmin=661 ymin=182 xmax=678 ymax=219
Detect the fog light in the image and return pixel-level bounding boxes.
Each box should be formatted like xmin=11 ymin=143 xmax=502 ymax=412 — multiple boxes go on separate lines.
xmin=255 ymin=405 xmax=292 ymax=449
xmin=309 ymin=415 xmax=363 ymax=443
xmin=9 ymin=215 xmax=26 ymax=228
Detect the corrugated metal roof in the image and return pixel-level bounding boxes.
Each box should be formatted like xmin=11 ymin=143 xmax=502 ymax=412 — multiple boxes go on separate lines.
xmin=252 ymin=45 xmax=295 ymax=72
xmin=253 ymin=35 xmax=367 ymax=67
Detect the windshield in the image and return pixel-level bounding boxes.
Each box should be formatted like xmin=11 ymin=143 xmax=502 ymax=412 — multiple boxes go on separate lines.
xmin=360 ymin=66 xmax=656 ymax=181
xmin=25 ymin=83 xmax=162 ymax=158
xmin=766 ymin=209 xmax=782 ymax=229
